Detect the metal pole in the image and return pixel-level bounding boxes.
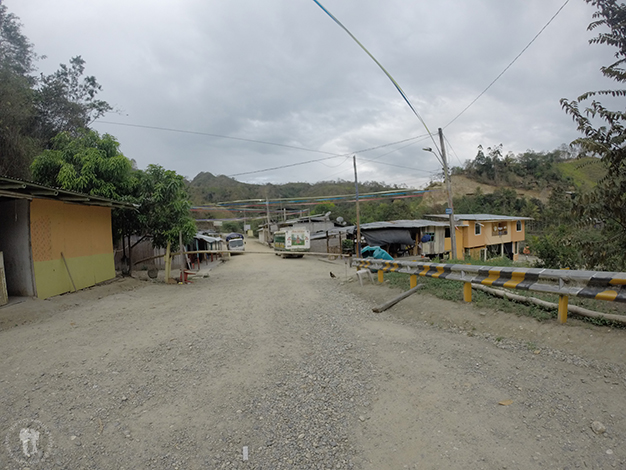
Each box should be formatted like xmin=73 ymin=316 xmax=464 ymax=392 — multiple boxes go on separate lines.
xmin=353 ymin=156 xmax=361 ymax=257
xmin=266 ymin=198 xmax=271 ymax=247
xmin=439 ymin=128 xmax=457 ymax=259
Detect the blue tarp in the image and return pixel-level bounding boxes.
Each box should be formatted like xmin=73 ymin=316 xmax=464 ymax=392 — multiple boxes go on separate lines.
xmin=225 ymin=232 xmax=244 ymax=241
xmin=361 ymin=246 xmax=393 ymax=260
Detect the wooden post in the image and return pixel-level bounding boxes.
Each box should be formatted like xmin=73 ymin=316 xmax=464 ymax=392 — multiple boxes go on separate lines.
xmin=326 ymin=231 xmax=329 ymax=254
xmin=410 ymin=274 xmax=418 ymax=289
xmin=164 ymin=241 xmax=172 ymax=283
xmin=558 ymin=295 xmax=568 ymax=324
xmin=61 ymin=252 xmax=77 ymax=292
xmin=127 ymin=234 xmax=133 ymax=276
xmin=378 ymin=270 xmax=384 ymax=283
xmin=372 ymin=284 xmax=423 ymax=313
xmin=463 ymin=282 xmax=472 ymax=302
xmin=353 ymin=156 xmax=362 ymax=257
xmin=0 ymin=252 xmax=7 ymax=306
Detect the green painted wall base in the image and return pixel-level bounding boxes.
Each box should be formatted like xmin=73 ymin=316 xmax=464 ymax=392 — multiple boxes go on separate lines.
xmin=33 ymin=252 xmax=115 ymax=299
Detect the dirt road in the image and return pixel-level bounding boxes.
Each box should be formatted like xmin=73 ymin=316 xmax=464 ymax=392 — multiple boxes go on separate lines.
xmin=1 ymin=243 xmax=625 ymax=469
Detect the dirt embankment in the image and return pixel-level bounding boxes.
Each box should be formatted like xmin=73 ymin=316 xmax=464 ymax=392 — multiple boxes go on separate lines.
xmin=422 ymin=175 xmax=549 ymax=206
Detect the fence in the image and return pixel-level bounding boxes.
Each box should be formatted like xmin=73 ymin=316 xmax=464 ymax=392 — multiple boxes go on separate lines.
xmin=351 ymin=257 xmax=626 ymax=324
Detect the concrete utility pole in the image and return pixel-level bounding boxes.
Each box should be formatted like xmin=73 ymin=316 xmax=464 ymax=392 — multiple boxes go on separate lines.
xmin=353 ymin=156 xmax=362 ymax=257
xmin=439 ymin=128 xmax=457 ymax=259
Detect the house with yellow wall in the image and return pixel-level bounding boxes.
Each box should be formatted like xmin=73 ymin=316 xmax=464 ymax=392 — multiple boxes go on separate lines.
xmin=430 ymin=213 xmax=532 ymax=261
xmin=0 ymin=176 xmax=133 ymax=300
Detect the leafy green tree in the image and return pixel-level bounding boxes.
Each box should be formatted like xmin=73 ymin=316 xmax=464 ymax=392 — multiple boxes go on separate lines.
xmin=31 ymin=128 xmax=133 ymax=199
xmin=31 ymin=130 xmax=196 ymax=251
xmin=0 ymin=3 xmax=38 ymax=178
xmin=222 ymin=221 xmax=243 ymax=233
xmin=135 ymin=165 xmax=196 ymax=249
xmin=35 ymin=56 xmax=113 ymax=141
xmin=560 ymin=0 xmax=626 ymax=270
xmin=0 ymin=4 xmax=113 ymax=179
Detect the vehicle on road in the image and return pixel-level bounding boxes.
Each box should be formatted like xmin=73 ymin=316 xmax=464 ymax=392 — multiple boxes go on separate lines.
xmin=225 ymin=233 xmax=245 ymax=254
xmin=274 ymin=229 xmax=310 ymax=258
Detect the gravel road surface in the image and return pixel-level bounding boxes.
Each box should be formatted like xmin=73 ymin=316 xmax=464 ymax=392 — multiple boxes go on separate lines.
xmin=1 ymin=242 xmax=625 ymax=469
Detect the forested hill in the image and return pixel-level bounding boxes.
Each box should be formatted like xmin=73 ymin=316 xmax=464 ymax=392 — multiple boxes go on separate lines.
xmin=187 ymin=171 xmax=400 ymax=205
xmin=456 ymin=146 xmax=605 ymax=193
xmin=188 ymin=148 xmax=604 ymax=206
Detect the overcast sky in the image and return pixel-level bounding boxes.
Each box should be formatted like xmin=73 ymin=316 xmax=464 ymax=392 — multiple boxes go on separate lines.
xmin=6 ymin=0 xmax=615 ymax=188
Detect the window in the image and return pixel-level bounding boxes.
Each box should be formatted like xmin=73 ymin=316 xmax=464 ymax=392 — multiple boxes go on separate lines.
xmin=516 ymin=220 xmax=522 ymax=232
xmin=492 ymin=222 xmax=508 ymax=236
xmin=421 ymin=232 xmax=435 ymax=243
xmin=474 ymin=223 xmax=481 ymax=235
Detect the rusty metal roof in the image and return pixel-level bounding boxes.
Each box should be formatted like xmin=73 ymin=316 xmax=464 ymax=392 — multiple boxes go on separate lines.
xmin=0 ymin=175 xmax=136 ymax=209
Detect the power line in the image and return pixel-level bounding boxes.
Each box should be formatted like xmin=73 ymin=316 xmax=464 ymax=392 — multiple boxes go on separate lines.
xmin=97 ymin=118 xmax=434 ymax=178
xmin=443 ymin=134 xmax=465 ymax=168
xmin=444 ymin=0 xmax=571 ymax=129
xmin=311 ymin=0 xmax=444 ymax=165
xmin=97 ymin=120 xmax=338 ymax=156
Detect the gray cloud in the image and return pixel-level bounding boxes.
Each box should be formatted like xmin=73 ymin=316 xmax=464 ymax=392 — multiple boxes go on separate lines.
xmin=6 ymin=0 xmax=614 ymax=188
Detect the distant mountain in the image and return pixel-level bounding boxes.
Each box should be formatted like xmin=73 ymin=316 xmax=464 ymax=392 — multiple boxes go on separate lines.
xmin=187 ymin=172 xmax=400 ymax=205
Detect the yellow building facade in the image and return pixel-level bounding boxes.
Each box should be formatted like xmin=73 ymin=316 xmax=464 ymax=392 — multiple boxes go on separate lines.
xmin=30 ymin=199 xmax=116 ymax=299
xmin=438 ymin=214 xmax=531 ymax=261
xmin=0 ymin=176 xmax=133 ymax=300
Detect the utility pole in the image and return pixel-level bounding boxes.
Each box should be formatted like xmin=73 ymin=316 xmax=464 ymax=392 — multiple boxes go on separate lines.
xmin=265 ymin=198 xmax=271 ymax=247
xmin=353 ymin=156 xmax=362 ymax=257
xmin=439 ymin=128 xmax=457 ymax=259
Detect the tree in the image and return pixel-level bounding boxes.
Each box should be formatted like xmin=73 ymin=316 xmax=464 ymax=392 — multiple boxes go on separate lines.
xmin=30 ymin=130 xmax=196 ymax=252
xmin=0 ymin=3 xmax=38 ymax=178
xmin=560 ymin=0 xmax=626 ymax=270
xmin=0 ymin=4 xmax=113 ymax=179
xmin=35 ymin=56 xmax=112 ymax=141
xmin=135 ymin=165 xmax=196 ymax=249
xmin=31 ymin=128 xmax=133 ymax=199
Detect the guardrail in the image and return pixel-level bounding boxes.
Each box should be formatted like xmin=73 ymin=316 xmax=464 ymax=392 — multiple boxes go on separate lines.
xmin=351 ymin=258 xmax=626 ymax=324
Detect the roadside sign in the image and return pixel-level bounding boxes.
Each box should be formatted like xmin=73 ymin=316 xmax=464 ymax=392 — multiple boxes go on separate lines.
xmin=445 ymin=208 xmax=452 ymax=214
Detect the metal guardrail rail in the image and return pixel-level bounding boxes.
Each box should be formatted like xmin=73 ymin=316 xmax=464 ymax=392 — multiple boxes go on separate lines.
xmin=352 ymin=257 xmax=626 ymax=323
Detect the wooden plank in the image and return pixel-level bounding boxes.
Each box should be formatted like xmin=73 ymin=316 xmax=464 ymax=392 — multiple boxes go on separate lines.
xmin=0 ymin=252 xmax=8 ymax=306
xmin=372 ymin=284 xmax=423 ymax=313
xmin=60 ymin=252 xmax=77 ymax=292
xmin=473 ymin=283 xmax=626 ymax=325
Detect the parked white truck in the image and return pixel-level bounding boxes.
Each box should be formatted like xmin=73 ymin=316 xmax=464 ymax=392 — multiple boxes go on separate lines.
xmin=225 ymin=233 xmax=245 ymax=254
xmin=273 ymin=229 xmax=310 ymax=258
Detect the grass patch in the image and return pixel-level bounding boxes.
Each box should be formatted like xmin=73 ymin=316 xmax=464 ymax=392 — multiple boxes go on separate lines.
xmin=558 ymin=157 xmax=605 ymax=191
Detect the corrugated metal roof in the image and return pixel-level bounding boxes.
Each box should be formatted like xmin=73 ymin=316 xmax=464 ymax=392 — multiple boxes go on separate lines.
xmin=0 ymin=175 xmax=136 ymax=209
xmin=428 ymin=213 xmax=533 ymax=222
xmin=359 ymin=219 xmax=463 ymax=230
xmin=195 ymin=234 xmax=223 ymax=243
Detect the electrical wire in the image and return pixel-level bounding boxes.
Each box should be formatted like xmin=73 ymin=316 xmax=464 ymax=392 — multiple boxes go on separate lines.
xmin=443 ymin=134 xmax=465 ymax=168
xmin=97 ymin=120 xmax=339 ymax=156
xmin=97 ymin=119 xmax=436 ymax=178
xmin=311 ymin=0 xmax=444 ymax=165
xmin=444 ymin=0 xmax=571 ymax=129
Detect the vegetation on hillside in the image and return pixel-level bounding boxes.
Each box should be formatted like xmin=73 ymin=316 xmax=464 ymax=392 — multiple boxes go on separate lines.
xmin=188 ymin=171 xmax=401 ymax=205
xmin=0 ymin=4 xmax=196 ymax=267
xmin=458 ymin=145 xmax=577 ymax=191
xmin=0 ymin=5 xmax=112 ymax=179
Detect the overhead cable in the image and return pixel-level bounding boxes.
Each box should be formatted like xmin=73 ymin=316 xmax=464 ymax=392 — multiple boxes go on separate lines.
xmin=311 ymin=0 xmax=444 ymax=164
xmin=444 ymin=0 xmax=571 ymax=129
